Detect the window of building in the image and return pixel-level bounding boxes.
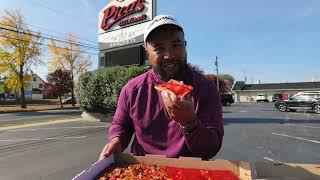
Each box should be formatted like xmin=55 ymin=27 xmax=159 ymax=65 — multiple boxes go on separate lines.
xmin=39 ymin=84 xmax=43 ymax=88
xmin=33 ymin=76 xmax=37 ymax=81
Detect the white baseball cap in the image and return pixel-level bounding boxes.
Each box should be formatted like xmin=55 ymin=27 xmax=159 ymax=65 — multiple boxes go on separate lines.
xmin=144 ymin=15 xmax=183 ymax=44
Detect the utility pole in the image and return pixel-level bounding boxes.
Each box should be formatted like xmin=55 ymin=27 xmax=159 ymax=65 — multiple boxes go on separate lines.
xmin=215 ymin=56 xmax=219 ymax=91
xmin=243 ymin=67 xmax=247 ymax=83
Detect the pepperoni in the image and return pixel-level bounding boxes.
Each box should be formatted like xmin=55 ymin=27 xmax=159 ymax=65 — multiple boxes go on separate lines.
xmin=155 ymin=79 xmax=193 ymax=98
xmin=101 ymin=164 xmax=239 ymax=180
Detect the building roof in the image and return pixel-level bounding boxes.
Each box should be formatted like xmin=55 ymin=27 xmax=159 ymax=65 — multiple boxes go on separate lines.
xmin=31 ymin=72 xmax=46 ymax=83
xmin=232 ymin=81 xmax=320 ymax=91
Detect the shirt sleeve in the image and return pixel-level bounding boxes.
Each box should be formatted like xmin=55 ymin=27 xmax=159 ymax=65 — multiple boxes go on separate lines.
xmin=184 ymin=81 xmax=224 ymax=160
xmin=108 ymin=84 xmax=134 ymax=151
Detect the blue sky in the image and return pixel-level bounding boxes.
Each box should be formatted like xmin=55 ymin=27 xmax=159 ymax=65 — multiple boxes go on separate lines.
xmin=1 ymin=0 xmax=320 ymax=83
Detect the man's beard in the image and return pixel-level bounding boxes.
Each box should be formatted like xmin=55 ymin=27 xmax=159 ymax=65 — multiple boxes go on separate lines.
xmin=153 ymin=59 xmax=187 ymax=81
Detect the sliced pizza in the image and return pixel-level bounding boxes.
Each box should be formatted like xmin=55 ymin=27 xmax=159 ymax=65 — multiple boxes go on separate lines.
xmin=99 ymin=163 xmax=240 ymax=180
xmin=155 ymin=79 xmax=193 ymax=98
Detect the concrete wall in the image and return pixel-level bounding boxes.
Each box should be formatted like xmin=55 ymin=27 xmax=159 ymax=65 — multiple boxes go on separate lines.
xmin=32 ymin=94 xmax=43 ymax=99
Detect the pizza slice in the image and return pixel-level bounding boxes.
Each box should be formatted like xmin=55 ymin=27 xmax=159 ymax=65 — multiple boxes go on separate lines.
xmin=155 ymin=79 xmax=193 ymax=98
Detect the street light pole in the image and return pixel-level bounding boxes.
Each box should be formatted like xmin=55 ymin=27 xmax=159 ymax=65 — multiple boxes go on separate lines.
xmin=215 ymin=56 xmax=219 ymax=91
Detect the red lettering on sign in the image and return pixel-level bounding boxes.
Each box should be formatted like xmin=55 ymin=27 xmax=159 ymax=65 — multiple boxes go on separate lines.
xmin=101 ymin=0 xmax=146 ymax=31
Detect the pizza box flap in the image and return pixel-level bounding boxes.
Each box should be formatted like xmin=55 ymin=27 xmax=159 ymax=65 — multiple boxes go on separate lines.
xmin=73 ymin=153 xmax=252 ymax=180
xmin=252 ymin=162 xmax=320 ymax=179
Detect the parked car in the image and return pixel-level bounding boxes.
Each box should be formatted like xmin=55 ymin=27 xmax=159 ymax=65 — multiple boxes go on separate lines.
xmin=220 ymin=94 xmax=234 ymax=106
xmin=61 ymin=97 xmax=76 ymax=104
xmin=275 ymin=92 xmax=320 ymax=114
xmin=272 ymin=93 xmax=283 ymax=102
xmin=256 ymin=94 xmax=269 ymax=102
xmin=5 ymin=93 xmax=15 ymax=98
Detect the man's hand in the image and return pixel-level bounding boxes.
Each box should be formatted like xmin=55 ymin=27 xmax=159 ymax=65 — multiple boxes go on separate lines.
xmin=98 ymin=137 xmax=122 ymax=161
xmin=161 ymin=90 xmax=195 ymax=126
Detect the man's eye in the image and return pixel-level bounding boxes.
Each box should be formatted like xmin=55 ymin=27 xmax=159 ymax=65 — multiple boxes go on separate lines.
xmin=173 ymin=43 xmax=183 ymax=47
xmin=154 ymin=47 xmax=164 ymax=51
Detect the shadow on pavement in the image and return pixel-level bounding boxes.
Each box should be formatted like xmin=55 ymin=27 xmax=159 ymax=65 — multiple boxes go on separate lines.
xmin=12 ymin=110 xmax=82 ymax=117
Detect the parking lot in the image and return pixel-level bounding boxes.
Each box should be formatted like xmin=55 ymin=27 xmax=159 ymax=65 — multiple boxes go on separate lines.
xmin=216 ymin=102 xmax=320 ymax=163
xmin=0 ymin=102 xmax=319 ymax=179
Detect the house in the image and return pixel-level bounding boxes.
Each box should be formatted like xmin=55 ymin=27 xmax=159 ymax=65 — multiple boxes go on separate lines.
xmin=27 ymin=73 xmax=46 ymax=99
xmin=232 ymin=81 xmax=320 ymax=102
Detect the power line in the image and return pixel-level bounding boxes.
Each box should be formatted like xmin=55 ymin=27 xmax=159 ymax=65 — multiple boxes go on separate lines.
xmin=0 ymin=34 xmax=98 ymax=56
xmin=214 ymin=56 xmax=219 ymax=91
xmin=27 ymin=23 xmax=98 ymax=44
xmin=0 ymin=23 xmax=98 ymax=49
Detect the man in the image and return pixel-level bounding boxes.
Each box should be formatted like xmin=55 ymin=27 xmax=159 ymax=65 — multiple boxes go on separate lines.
xmin=99 ymin=15 xmax=223 ymax=160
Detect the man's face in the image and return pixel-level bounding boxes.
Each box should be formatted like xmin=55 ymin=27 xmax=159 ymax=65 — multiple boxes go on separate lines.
xmin=145 ymin=25 xmax=187 ymax=81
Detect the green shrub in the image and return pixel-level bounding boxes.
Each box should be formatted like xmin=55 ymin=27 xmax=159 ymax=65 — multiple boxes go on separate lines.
xmin=78 ymin=66 xmax=149 ymax=113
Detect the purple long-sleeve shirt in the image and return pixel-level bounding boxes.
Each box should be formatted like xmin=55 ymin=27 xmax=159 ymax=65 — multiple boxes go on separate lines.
xmin=108 ymin=68 xmax=224 ymax=159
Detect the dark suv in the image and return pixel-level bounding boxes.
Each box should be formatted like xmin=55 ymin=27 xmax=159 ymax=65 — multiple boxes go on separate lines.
xmin=275 ymin=92 xmax=320 ymax=114
xmin=272 ymin=93 xmax=283 ymax=102
xmin=220 ymin=94 xmax=234 ymax=106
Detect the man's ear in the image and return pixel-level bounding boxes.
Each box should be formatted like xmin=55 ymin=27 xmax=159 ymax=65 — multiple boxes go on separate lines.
xmin=144 ymin=45 xmax=150 ymax=58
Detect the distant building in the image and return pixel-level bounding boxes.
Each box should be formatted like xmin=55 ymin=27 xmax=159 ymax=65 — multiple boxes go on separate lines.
xmin=232 ymin=81 xmax=320 ymax=102
xmin=312 ymin=77 xmax=320 ymax=82
xmin=27 ymin=73 xmax=46 ymax=99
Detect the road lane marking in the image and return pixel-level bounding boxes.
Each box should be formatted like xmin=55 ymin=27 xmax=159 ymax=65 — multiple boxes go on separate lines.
xmin=0 ymin=138 xmax=41 ymax=142
xmin=6 ymin=126 xmax=106 ymax=132
xmin=0 ymin=136 xmax=87 ymax=142
xmin=0 ymin=118 xmax=82 ymax=131
xmin=239 ymin=110 xmax=248 ymax=113
xmin=272 ymin=133 xmax=320 ymax=144
xmin=44 ymin=136 xmax=87 ymax=140
xmin=287 ymin=124 xmax=320 ymax=129
xmin=263 ymin=157 xmax=283 ymax=163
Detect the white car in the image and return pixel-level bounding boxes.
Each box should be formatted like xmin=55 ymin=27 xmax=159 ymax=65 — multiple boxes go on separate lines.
xmin=256 ymin=94 xmax=269 ymax=102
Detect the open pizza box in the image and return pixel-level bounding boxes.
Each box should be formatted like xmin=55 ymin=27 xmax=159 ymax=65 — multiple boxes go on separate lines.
xmin=73 ymin=153 xmax=252 ymax=180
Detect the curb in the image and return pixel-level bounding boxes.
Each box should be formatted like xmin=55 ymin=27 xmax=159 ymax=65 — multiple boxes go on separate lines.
xmin=0 ymin=118 xmax=82 ymax=130
xmin=81 ymin=111 xmax=114 ymax=122
xmin=0 ymin=106 xmax=80 ymax=114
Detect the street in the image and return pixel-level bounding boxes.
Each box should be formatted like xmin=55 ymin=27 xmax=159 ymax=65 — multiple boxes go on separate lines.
xmin=0 ymin=120 xmax=108 ymax=180
xmin=0 ymin=103 xmax=319 ymax=179
xmin=0 ymin=109 xmax=82 ymax=126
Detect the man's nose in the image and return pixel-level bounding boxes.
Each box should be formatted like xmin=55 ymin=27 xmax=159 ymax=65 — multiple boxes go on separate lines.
xmin=163 ymin=48 xmax=175 ymax=60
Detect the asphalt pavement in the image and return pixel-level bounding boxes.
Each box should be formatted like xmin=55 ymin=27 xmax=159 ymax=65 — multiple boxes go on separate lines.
xmin=0 ymin=102 xmax=319 ymax=179
xmin=0 ymin=120 xmax=109 ymax=180
xmin=215 ymin=102 xmax=320 ymax=164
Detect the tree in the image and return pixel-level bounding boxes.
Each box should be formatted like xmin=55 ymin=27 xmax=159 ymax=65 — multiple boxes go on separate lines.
xmin=4 ymin=72 xmax=31 ymax=92
xmin=218 ymin=74 xmax=235 ymax=88
xmin=47 ymin=69 xmax=72 ymax=108
xmin=204 ymin=74 xmax=229 ymax=94
xmin=48 ymin=33 xmax=92 ymax=107
xmin=0 ymin=10 xmax=42 ymax=108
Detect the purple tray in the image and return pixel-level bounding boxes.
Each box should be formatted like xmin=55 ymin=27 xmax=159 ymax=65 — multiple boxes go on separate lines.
xmin=72 ymin=154 xmax=115 ymax=180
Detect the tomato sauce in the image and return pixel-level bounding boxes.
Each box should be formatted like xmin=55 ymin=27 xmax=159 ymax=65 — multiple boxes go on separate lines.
xmin=161 ymin=166 xmax=239 ymax=180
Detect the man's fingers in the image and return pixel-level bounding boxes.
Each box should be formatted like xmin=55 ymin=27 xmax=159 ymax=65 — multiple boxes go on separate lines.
xmin=99 ymin=144 xmax=110 ymax=160
xmin=182 ymin=94 xmax=192 ymax=101
xmin=167 ymin=91 xmax=179 ymax=105
xmin=161 ymin=91 xmax=174 ymax=106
